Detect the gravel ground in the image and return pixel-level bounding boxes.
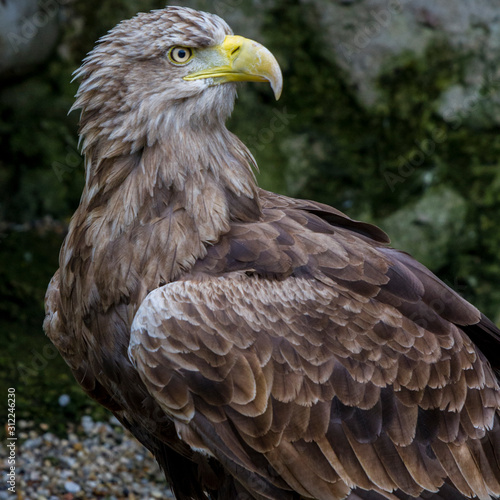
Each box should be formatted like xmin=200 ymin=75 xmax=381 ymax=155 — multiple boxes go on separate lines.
xmin=1 ymin=416 xmax=174 ymax=499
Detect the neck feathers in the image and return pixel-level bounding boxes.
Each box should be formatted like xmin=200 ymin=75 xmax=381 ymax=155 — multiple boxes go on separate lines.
xmin=61 ymin=88 xmax=262 ymax=303
xmin=79 ymin=120 xmax=261 ymax=237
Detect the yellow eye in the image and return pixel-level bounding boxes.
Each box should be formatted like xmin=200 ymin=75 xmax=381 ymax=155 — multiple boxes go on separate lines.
xmin=168 ymin=46 xmax=193 ymax=64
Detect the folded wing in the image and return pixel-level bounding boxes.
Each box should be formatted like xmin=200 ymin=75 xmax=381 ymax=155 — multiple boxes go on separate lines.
xmin=129 ymin=232 xmax=500 ymax=500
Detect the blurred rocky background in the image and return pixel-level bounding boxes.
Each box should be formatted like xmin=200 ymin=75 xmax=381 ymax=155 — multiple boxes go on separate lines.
xmin=1 ymin=0 xmax=500 ymax=491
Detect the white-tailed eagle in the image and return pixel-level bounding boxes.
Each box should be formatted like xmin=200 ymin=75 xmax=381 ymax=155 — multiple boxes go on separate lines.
xmin=44 ymin=6 xmax=500 ymax=500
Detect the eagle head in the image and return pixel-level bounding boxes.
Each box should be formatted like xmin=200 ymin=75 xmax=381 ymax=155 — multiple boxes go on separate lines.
xmin=72 ymin=6 xmax=282 ymax=152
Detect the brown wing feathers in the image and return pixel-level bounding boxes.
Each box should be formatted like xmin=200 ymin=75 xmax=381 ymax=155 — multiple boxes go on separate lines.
xmin=130 ymin=199 xmax=500 ymax=499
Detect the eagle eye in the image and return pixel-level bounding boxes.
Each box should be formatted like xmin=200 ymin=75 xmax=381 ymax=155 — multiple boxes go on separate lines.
xmin=168 ymin=46 xmax=193 ymax=64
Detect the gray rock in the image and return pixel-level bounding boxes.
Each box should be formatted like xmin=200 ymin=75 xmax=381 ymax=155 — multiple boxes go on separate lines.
xmin=300 ymin=1 xmax=500 ymax=122
xmin=381 ymin=186 xmax=468 ymax=269
xmin=0 ymin=0 xmax=61 ymax=80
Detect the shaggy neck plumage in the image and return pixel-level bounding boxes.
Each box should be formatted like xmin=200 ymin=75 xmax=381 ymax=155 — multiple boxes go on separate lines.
xmin=74 ymin=80 xmax=261 ymax=233
xmin=61 ymin=86 xmax=262 ymax=295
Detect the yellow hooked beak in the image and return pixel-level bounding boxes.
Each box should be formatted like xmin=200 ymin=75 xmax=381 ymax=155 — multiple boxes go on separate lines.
xmin=184 ymin=35 xmax=282 ymax=100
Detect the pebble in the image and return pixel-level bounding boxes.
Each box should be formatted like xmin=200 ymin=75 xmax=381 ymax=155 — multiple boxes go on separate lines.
xmin=0 ymin=417 xmax=174 ymax=499
xmin=64 ymin=480 xmax=81 ymax=493
xmin=59 ymin=394 xmax=71 ymax=406
xmin=23 ymin=436 xmax=43 ymax=449
xmin=81 ymin=415 xmax=94 ymax=434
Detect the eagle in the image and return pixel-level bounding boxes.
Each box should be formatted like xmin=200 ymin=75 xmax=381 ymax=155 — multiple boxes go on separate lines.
xmin=44 ymin=6 xmax=500 ymax=500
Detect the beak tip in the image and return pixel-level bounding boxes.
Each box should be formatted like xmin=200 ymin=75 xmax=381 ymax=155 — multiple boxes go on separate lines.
xmin=270 ymin=70 xmax=283 ymax=100
xmin=273 ymin=84 xmax=282 ymax=100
